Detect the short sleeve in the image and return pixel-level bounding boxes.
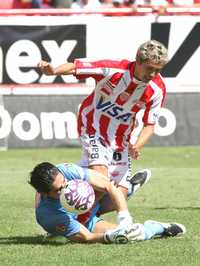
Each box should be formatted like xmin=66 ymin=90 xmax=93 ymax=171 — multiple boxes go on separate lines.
xmin=57 ymin=163 xmax=90 ymax=181
xmin=74 ymin=59 xmax=130 ymax=81
xmin=142 ymin=94 xmax=163 ymax=125
xmin=36 ymin=208 xmax=81 ymax=237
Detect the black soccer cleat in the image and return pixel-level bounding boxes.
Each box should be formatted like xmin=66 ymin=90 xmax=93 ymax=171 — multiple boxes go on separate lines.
xmin=163 ymin=223 xmax=186 ymax=237
xmin=145 ymin=220 xmax=186 ymax=237
xmin=127 ymin=169 xmax=151 ymax=194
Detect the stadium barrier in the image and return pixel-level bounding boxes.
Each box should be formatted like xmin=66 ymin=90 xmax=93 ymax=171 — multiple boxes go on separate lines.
xmin=0 ymin=6 xmax=199 ymax=16
xmin=0 ymin=84 xmax=200 ymax=148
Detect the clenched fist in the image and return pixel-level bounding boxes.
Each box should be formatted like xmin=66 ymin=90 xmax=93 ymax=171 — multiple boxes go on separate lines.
xmin=128 ymin=144 xmax=141 ymax=160
xmin=37 ymin=60 xmax=55 ymax=75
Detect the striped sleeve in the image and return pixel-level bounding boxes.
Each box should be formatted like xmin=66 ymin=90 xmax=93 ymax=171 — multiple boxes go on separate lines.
xmin=74 ymin=59 xmax=130 ymax=80
xmin=143 ymin=94 xmax=163 ymax=125
xmin=142 ymin=80 xmax=166 ymax=125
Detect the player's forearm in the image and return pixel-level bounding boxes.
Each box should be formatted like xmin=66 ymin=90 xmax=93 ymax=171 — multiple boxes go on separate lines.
xmin=38 ymin=60 xmax=75 ymax=76
xmin=69 ymin=224 xmax=105 ymax=243
xmin=134 ymin=124 xmax=155 ymax=149
xmin=69 ymin=233 xmax=104 ymax=243
xmin=53 ymin=63 xmax=75 ymax=75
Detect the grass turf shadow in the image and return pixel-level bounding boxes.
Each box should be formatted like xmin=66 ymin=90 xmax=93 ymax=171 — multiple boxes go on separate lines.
xmin=0 ymin=235 xmax=72 ymax=246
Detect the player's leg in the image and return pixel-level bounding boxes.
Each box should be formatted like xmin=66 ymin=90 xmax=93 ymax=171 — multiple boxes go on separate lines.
xmin=92 ymin=219 xmax=117 ymax=233
xmin=127 ymin=168 xmax=152 ymax=195
xmin=78 ymin=135 xmax=111 ymax=175
xmin=98 ymin=149 xmax=151 ymax=214
xmin=110 ymin=148 xmax=151 ymax=198
xmin=143 ymin=220 xmax=186 ymax=238
xmin=88 ymin=215 xmax=143 ymax=244
xmin=127 ymin=220 xmax=186 ymax=241
xmin=78 ymin=134 xmax=113 ymax=201
xmin=112 ymin=220 xmax=186 ymax=242
xmin=83 ymin=207 xmax=128 ymax=243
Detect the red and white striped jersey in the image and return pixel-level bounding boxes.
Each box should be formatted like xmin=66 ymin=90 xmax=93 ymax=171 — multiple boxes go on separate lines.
xmin=74 ymin=59 xmax=166 ymax=151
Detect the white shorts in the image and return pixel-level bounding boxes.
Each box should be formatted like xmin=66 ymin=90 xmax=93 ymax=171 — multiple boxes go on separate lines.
xmin=78 ymin=134 xmax=132 ymax=192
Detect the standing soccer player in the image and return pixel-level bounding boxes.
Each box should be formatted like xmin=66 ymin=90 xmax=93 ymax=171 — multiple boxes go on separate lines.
xmin=38 ymin=40 xmax=168 ymax=210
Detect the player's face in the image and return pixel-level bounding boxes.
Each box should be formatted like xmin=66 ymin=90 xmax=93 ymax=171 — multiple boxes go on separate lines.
xmin=135 ymin=61 xmax=164 ymax=83
xmin=48 ymin=173 xmax=67 ymax=198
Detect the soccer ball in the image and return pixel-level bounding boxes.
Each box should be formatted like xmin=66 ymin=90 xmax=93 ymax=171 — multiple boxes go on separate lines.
xmin=60 ymin=179 xmax=95 ymax=214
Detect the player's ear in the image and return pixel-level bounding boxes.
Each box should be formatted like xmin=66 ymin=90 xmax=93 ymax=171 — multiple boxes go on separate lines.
xmin=136 ymin=57 xmax=143 ymax=65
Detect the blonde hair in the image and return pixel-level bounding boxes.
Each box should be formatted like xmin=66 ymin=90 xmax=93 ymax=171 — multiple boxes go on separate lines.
xmin=136 ymin=40 xmax=168 ymax=66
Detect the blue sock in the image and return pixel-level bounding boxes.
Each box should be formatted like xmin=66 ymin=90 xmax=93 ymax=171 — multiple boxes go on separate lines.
xmin=143 ymin=221 xmax=165 ymax=240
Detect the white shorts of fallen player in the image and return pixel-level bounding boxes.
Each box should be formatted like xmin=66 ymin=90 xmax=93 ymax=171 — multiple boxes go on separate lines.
xmin=78 ymin=134 xmax=132 ymax=195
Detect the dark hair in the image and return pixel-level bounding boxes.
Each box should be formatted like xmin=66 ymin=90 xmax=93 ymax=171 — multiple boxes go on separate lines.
xmin=29 ymin=162 xmax=59 ymax=193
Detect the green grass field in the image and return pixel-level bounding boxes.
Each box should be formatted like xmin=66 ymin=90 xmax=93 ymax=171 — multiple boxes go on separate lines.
xmin=0 ymin=146 xmax=200 ymax=266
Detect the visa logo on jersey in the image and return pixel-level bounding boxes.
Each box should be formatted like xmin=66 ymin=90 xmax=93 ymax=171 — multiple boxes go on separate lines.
xmin=96 ymin=96 xmax=132 ymax=123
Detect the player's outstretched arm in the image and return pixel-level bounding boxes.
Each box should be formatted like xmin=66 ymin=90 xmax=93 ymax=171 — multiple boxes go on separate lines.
xmin=68 ymin=222 xmax=137 ymax=244
xmin=37 ymin=60 xmax=75 ymax=76
xmin=68 ymin=223 xmax=106 ymax=243
xmin=129 ymin=124 xmax=155 ymax=160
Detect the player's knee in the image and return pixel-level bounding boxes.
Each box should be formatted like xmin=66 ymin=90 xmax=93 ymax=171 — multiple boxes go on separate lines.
xmin=89 ymin=165 xmax=108 ymax=177
xmin=118 ymin=186 xmax=128 ymax=199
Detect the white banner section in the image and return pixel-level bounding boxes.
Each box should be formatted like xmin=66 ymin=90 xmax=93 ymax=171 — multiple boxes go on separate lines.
xmin=0 ymin=15 xmax=199 ymax=93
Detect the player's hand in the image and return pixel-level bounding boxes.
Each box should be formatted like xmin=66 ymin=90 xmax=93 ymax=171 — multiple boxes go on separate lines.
xmin=37 ymin=60 xmax=55 ymax=75
xmin=128 ymin=144 xmax=141 ymax=160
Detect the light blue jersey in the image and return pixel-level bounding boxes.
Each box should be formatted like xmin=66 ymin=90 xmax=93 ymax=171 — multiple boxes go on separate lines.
xmin=36 ymin=163 xmax=99 ymax=238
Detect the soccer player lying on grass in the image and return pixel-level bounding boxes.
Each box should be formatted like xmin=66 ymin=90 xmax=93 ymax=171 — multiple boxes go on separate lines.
xmin=29 ymin=162 xmax=186 ymax=244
